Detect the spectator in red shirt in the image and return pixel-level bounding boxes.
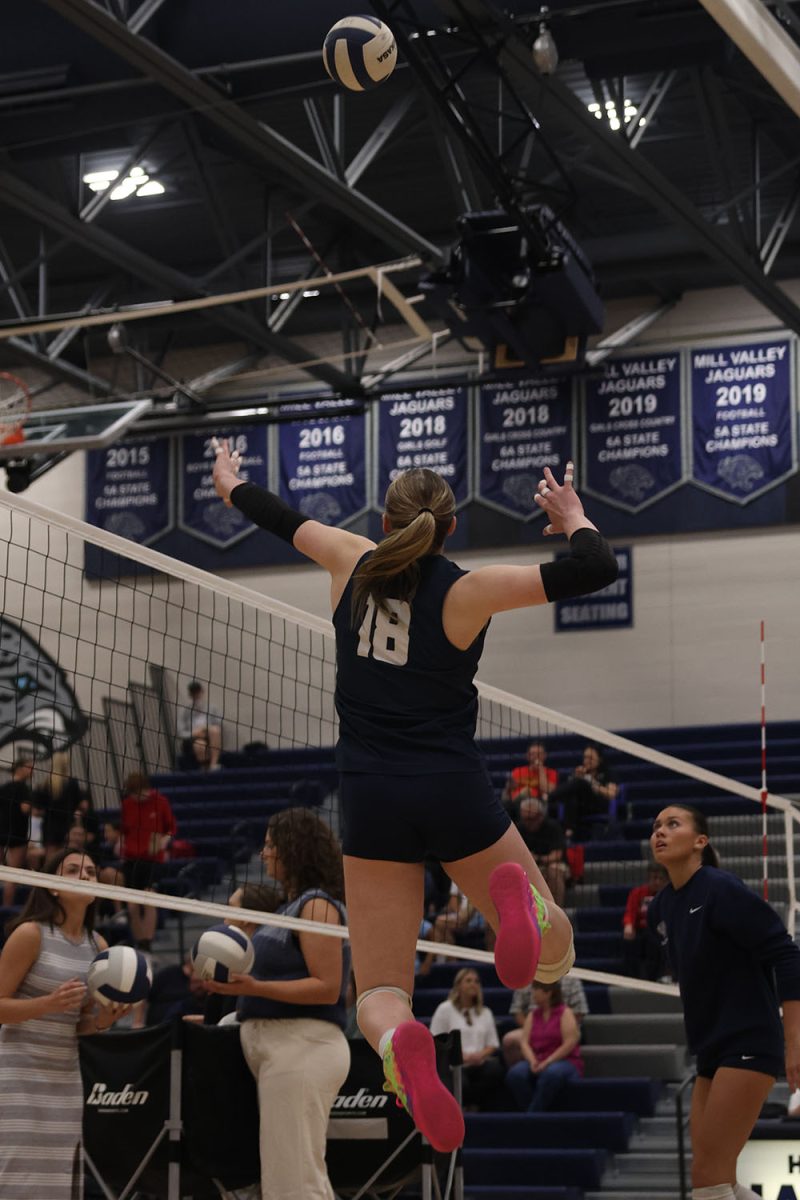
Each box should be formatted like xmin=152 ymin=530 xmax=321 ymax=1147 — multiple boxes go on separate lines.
xmin=622 ymin=863 xmax=669 ymax=980
xmin=119 ymin=772 xmax=177 ymax=952
xmin=501 ymin=742 xmax=558 ymax=809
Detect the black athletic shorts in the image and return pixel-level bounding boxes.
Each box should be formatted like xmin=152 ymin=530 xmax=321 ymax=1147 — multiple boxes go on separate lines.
xmin=696 ymin=1047 xmax=783 ymax=1080
xmin=340 ymin=767 xmax=511 ymax=863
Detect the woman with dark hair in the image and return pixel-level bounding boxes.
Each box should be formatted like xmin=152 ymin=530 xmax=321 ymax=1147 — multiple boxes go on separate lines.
xmin=648 ymin=804 xmax=800 ymax=1200
xmin=213 ymin=442 xmax=616 ymax=1152
xmin=0 ymin=848 xmax=130 ymax=1198
xmin=505 ymin=980 xmax=584 ymax=1112
xmin=204 ymin=807 xmax=350 ymax=1200
xmin=549 ymin=743 xmax=617 ymax=840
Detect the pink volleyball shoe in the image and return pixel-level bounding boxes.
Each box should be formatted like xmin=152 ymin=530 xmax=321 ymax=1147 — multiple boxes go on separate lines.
xmin=489 ymin=862 xmax=549 ymax=989
xmin=382 ymin=1022 xmax=465 ymax=1153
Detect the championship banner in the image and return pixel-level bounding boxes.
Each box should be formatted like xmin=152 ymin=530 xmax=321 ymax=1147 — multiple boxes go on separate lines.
xmin=477 ymin=377 xmax=574 ymax=519
xmin=690 ymin=338 xmax=796 ymax=503
xmin=555 ymin=546 xmax=632 ymax=632
xmin=376 ymin=385 xmax=470 ymax=507
xmin=178 ymin=425 xmax=268 ymax=547
xmin=583 ymin=353 xmax=684 ymax=512
xmin=86 ymin=436 xmax=172 ymax=544
xmin=278 ymin=412 xmax=368 ymax=525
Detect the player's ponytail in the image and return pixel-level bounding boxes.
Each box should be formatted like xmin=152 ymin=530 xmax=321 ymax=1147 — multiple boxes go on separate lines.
xmin=675 ymin=804 xmax=720 ymax=868
xmin=351 ymin=469 xmax=455 ymax=626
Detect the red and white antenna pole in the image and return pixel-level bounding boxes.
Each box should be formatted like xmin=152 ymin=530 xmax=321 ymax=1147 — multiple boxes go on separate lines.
xmin=760 ymin=620 xmax=769 ymax=900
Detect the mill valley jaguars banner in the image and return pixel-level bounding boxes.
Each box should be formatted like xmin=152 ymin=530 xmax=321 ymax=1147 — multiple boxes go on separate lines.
xmin=583 ymin=353 xmax=684 ymax=512
xmin=690 ymin=338 xmax=796 ymax=503
xmin=86 ymin=436 xmax=172 ymax=544
xmin=376 ymin=386 xmax=470 ymax=507
xmin=477 ymin=377 xmax=574 ymax=519
xmin=179 ymin=426 xmax=268 ymax=548
xmin=278 ymin=412 xmax=367 ymax=525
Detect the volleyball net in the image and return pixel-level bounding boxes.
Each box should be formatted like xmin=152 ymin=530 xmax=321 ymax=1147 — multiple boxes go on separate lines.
xmin=0 ymin=487 xmax=797 ymax=1011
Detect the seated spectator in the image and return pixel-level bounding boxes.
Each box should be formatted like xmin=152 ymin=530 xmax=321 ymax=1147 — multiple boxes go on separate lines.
xmin=113 ymin=772 xmax=177 ymax=952
xmin=0 ymin=758 xmax=34 ymax=906
xmin=418 ymin=881 xmax=487 ymax=974
xmin=502 ymin=972 xmax=588 ymax=1067
xmin=514 ymin=794 xmax=568 ymax=907
xmin=501 ymin=742 xmax=558 ymax=810
xmin=176 ymin=680 xmax=223 ymax=771
xmin=549 ymin=743 xmax=617 ymax=840
xmin=204 ymin=882 xmax=283 ymax=1026
xmin=622 ymin=863 xmax=669 ymax=980
xmin=430 ymin=968 xmax=505 ymax=1111
xmin=506 ymin=981 xmax=584 ymax=1111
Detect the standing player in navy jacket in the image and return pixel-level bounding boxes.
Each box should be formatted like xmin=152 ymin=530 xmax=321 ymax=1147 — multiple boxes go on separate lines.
xmin=649 ymin=805 xmax=800 ymax=1200
xmin=213 ymin=442 xmax=617 ymax=1153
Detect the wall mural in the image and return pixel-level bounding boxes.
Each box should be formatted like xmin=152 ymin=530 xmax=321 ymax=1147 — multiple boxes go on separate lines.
xmin=0 ymin=617 xmax=88 ymax=757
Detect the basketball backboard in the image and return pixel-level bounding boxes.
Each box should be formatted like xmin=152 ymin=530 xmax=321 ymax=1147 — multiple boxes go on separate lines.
xmin=0 ymin=399 xmax=152 ymax=460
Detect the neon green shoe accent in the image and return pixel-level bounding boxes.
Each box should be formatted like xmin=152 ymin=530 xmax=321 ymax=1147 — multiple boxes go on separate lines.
xmin=530 ymin=883 xmax=552 ymax=933
xmin=382 ymin=1037 xmax=410 ymax=1113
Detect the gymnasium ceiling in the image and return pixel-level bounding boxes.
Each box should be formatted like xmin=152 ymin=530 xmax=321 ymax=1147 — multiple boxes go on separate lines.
xmin=1 ymin=0 xmax=800 ymax=406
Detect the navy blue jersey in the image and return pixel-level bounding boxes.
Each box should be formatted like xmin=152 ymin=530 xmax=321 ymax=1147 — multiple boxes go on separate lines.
xmin=648 ymin=866 xmax=800 ymax=1061
xmin=333 ymin=553 xmax=488 ymax=774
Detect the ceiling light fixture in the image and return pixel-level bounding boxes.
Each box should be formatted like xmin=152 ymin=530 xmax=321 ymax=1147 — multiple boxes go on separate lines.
xmin=585 ymin=98 xmax=643 ymax=131
xmin=82 ymin=162 xmax=166 ymax=200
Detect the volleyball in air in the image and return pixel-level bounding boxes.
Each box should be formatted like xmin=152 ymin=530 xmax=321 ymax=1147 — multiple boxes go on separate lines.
xmin=191 ymin=924 xmax=255 ymax=983
xmin=322 ymin=16 xmax=397 ymax=92
xmin=88 ymin=946 xmax=153 ymax=1007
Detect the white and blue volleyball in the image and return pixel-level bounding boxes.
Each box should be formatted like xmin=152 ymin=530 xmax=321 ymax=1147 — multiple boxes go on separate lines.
xmin=191 ymin=924 xmax=255 ymax=983
xmin=88 ymin=946 xmax=152 ymax=1007
xmin=322 ymin=16 xmax=397 ymax=92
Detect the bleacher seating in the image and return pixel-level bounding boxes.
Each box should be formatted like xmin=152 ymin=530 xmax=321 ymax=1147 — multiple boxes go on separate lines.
xmin=74 ymin=719 xmax=796 ymax=1196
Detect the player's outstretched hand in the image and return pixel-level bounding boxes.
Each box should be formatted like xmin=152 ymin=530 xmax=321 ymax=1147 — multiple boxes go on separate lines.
xmin=211 ymin=437 xmax=242 ymax=507
xmin=533 ymin=461 xmax=587 ymax=537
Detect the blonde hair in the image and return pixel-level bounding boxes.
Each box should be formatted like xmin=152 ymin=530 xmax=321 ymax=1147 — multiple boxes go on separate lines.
xmin=449 ymin=967 xmax=484 ymax=1015
xmin=351 ymin=468 xmax=455 ymax=626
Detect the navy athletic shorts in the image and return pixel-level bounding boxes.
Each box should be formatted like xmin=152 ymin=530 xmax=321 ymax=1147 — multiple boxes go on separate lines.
xmin=695 ymin=1047 xmax=783 ymax=1080
xmin=340 ymin=767 xmax=511 ymax=863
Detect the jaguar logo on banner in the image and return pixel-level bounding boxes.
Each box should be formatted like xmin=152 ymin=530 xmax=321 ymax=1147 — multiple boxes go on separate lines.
xmin=690 ymin=338 xmax=797 ymax=503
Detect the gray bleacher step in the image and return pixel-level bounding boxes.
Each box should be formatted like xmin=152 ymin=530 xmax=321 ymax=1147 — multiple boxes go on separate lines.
xmin=635 ymin=1117 xmax=682 ymax=1138
xmin=587 ymin=1191 xmax=682 ymax=1200
xmin=583 ymin=1013 xmax=685 ymax=1045
xmin=611 ymin=1153 xmax=685 ymax=1176
xmin=582 ymin=1044 xmax=688 ymax=1079
xmin=608 ymin=989 xmax=682 ymax=1015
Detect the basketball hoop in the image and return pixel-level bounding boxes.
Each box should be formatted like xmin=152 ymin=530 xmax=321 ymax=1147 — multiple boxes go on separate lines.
xmin=0 ymin=372 xmax=31 ymax=446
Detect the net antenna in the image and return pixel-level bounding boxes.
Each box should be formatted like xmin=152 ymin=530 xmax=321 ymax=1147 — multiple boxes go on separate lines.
xmin=0 ymin=371 xmax=31 ymax=446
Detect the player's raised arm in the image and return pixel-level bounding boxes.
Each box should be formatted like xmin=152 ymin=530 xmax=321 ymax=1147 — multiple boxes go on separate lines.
xmin=444 ymin=463 xmax=618 ymax=637
xmin=211 ymin=437 xmax=374 ymax=578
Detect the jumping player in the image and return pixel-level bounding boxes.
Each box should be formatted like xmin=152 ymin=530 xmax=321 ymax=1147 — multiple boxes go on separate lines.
xmin=649 ymin=805 xmax=800 ymax=1200
xmin=213 ymin=444 xmax=617 ymax=1151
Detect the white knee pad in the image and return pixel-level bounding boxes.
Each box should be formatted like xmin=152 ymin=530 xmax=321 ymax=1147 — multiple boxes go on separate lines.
xmin=355 ymin=986 xmax=413 ymax=1018
xmin=534 ymin=934 xmax=576 ymax=984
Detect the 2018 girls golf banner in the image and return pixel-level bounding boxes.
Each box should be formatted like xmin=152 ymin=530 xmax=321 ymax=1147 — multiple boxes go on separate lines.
xmin=690 ymin=338 xmax=796 ymax=503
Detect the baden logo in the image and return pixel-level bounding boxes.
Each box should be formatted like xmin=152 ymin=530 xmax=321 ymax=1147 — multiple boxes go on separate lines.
xmin=331 ymin=1087 xmax=389 ymax=1111
xmin=86 ymin=1082 xmax=149 ymax=1108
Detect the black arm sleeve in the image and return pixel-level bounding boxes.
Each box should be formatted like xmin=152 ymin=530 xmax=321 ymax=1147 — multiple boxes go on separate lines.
xmin=539 ymin=528 xmax=618 ymax=603
xmin=229 ymin=482 xmax=310 ymax=545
